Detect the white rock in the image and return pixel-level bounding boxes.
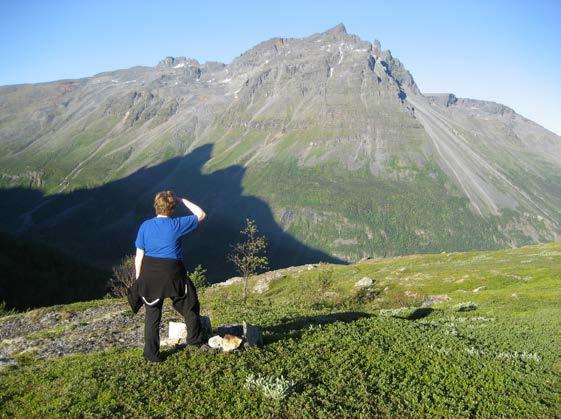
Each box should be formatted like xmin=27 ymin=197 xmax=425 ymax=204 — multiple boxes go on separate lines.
xmin=208 ymin=335 xmax=223 ymax=349
xmin=169 ymin=321 xmax=187 ymax=340
xmin=253 ymin=279 xmax=269 ymax=294
xmin=355 ymin=277 xmax=373 ymax=288
xmin=160 ymin=337 xmax=182 ymax=347
xmin=168 ymin=316 xmax=211 ymax=343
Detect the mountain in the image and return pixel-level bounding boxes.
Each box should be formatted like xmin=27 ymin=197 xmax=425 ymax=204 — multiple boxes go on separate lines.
xmin=1 ymin=23 xmax=560 ymax=279
xmin=1 ymin=242 xmax=560 ymax=416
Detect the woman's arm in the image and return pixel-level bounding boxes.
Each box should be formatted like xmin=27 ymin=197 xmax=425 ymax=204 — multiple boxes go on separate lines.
xmin=135 ymin=248 xmax=144 ymax=280
xmin=177 ymin=197 xmax=206 ymax=222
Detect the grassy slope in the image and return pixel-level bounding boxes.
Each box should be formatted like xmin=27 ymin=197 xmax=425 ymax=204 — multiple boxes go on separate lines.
xmin=1 ymin=243 xmax=560 ymax=417
xmin=241 ymin=159 xmax=512 ymax=260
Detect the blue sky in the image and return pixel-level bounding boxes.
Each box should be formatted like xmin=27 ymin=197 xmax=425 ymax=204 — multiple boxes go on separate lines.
xmin=1 ymin=0 xmax=560 ymax=135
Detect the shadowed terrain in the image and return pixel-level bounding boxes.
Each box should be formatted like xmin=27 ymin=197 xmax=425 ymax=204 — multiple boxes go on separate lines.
xmin=0 ymin=144 xmax=344 ymax=298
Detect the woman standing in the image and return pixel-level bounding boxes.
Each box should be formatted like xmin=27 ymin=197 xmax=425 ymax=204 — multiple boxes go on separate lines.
xmin=134 ymin=190 xmax=206 ymax=362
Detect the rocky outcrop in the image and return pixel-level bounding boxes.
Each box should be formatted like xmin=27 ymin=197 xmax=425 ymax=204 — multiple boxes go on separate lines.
xmin=0 ymin=301 xmax=266 ymax=365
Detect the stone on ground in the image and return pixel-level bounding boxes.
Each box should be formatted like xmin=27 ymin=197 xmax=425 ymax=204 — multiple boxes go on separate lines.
xmin=162 ymin=316 xmax=212 ymax=347
xmin=422 ymin=294 xmax=451 ymax=307
xmin=208 ymin=335 xmax=223 ymax=350
xmin=222 ymin=334 xmax=242 ymax=351
xmin=243 ymin=321 xmax=264 ymax=347
xmin=168 ymin=321 xmax=187 ymax=341
xmin=355 ymin=277 xmax=373 ymax=288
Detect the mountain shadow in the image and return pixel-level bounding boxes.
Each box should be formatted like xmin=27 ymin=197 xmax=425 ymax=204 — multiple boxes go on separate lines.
xmin=0 ymin=144 xmax=345 ymax=306
xmin=0 ymin=231 xmax=108 ymax=311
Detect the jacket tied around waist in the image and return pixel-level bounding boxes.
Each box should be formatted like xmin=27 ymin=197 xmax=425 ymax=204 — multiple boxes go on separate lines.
xmin=127 ymin=255 xmax=187 ymax=313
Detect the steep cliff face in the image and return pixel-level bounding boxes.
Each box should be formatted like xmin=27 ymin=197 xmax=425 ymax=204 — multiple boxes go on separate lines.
xmin=0 ymin=24 xmax=560 ymax=275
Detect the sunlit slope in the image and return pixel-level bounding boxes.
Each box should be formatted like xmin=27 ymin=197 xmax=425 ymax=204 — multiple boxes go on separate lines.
xmin=1 ymin=242 xmax=559 ymax=417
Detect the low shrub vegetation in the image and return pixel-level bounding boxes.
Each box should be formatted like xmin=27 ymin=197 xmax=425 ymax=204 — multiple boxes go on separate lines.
xmin=1 ymin=242 xmax=560 ymax=417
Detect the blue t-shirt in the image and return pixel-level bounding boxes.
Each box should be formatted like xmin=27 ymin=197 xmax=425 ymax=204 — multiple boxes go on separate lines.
xmin=135 ymin=215 xmax=199 ymax=260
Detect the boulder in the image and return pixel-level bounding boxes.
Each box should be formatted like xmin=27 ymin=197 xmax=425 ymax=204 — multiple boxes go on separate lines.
xmin=222 ymin=334 xmax=242 ymax=352
xmin=215 ymin=324 xmax=244 ymax=337
xmin=207 ymin=322 xmax=264 ymax=351
xmin=243 ymin=321 xmax=263 ymax=347
xmin=208 ymin=335 xmax=223 ymax=350
xmin=168 ymin=321 xmax=187 ymax=342
xmin=213 ymin=277 xmax=243 ymax=288
xmin=164 ymin=316 xmax=212 ymax=346
xmin=253 ymin=279 xmax=269 ymax=294
xmin=0 ymin=357 xmax=16 ymax=370
xmin=355 ymin=277 xmax=373 ymax=288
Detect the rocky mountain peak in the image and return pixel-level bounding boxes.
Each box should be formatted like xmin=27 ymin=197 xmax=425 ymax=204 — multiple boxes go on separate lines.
xmin=157 ymin=56 xmax=200 ymax=68
xmin=373 ymin=39 xmax=382 ymax=55
xmin=323 ymin=23 xmax=347 ymax=35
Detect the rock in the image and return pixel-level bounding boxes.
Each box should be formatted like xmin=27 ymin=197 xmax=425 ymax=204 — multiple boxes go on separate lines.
xmin=208 ymin=335 xmax=223 ymax=350
xmin=166 ymin=316 xmax=212 ymax=345
xmin=253 ymin=279 xmax=269 ymax=294
xmin=473 ymin=286 xmax=486 ymax=293
xmin=422 ymin=294 xmax=451 ymax=307
xmin=359 ymin=256 xmax=372 ymax=262
xmin=160 ymin=338 xmax=180 ymax=347
xmin=355 ymin=277 xmax=373 ymax=288
xmin=213 ymin=277 xmax=243 ymax=288
xmin=208 ymin=322 xmax=264 ymax=351
xmin=215 ymin=324 xmax=244 ymax=337
xmin=168 ymin=321 xmax=187 ymax=341
xmin=0 ymin=357 xmax=16 ymax=370
xmin=221 ymin=334 xmax=242 ymax=352
xmin=243 ymin=321 xmax=263 ymax=347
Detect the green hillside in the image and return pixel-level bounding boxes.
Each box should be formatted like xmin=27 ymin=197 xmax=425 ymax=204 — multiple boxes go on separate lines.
xmin=240 ymin=159 xmax=508 ymax=261
xmin=1 ymin=242 xmax=559 ymax=417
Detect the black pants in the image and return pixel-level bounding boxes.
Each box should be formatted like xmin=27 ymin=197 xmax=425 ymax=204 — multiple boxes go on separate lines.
xmin=143 ymin=278 xmax=203 ymax=360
